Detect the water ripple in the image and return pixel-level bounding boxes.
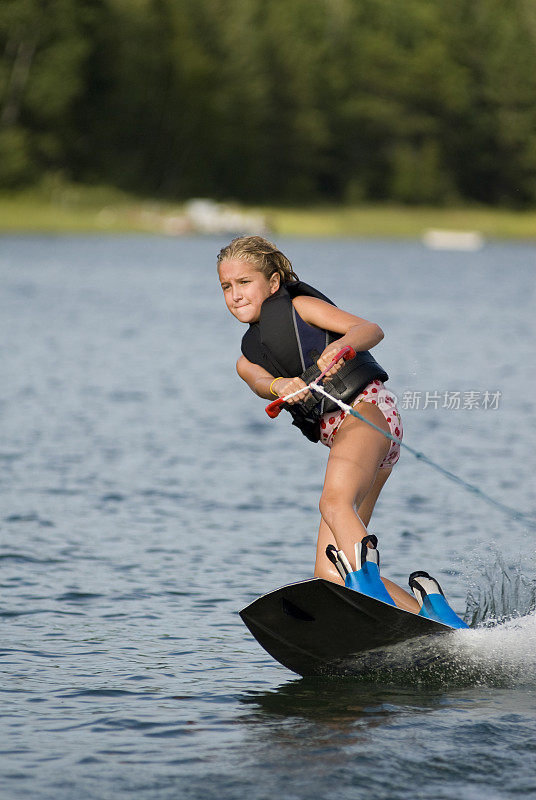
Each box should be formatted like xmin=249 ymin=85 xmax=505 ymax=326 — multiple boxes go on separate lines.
xmin=0 ymin=236 xmax=534 ymax=800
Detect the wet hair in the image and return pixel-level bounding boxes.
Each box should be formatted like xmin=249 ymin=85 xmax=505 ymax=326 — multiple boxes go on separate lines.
xmin=217 ymin=235 xmax=299 ymax=283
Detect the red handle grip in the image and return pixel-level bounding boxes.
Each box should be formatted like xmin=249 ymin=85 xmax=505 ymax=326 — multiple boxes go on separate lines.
xmin=266 ymin=397 xmax=285 ymax=418
xmin=316 ymin=345 xmax=355 ymax=383
xmin=265 ymin=345 xmax=355 ymax=418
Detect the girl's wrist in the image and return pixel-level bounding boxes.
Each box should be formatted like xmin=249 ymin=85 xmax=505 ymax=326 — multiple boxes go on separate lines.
xmin=269 ymin=377 xmax=284 ymax=396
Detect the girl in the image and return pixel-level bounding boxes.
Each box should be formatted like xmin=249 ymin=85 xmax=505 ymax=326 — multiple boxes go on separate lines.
xmin=218 ymin=235 xmax=419 ymax=613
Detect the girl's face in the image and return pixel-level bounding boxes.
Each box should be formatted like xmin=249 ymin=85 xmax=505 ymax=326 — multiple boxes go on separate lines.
xmin=219 ymin=259 xmax=280 ymax=323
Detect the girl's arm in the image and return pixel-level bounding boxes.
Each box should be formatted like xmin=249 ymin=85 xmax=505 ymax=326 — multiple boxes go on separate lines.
xmin=236 ymin=355 xmax=309 ymax=402
xmin=236 ymin=296 xmax=383 ymax=402
xmin=292 ymin=295 xmax=384 ymax=375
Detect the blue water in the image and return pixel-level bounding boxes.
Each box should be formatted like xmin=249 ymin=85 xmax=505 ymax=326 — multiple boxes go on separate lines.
xmin=0 ymin=235 xmax=535 ymax=799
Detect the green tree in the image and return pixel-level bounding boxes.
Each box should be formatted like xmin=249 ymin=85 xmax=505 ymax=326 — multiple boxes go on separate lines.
xmin=1 ymin=0 xmax=535 ymax=205
xmin=0 ymin=0 xmax=91 ymax=186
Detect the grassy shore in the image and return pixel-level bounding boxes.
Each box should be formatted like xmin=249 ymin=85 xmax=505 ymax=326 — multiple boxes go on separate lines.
xmin=1 ymin=186 xmax=535 ymax=239
xmin=267 ymin=205 xmax=536 ymax=239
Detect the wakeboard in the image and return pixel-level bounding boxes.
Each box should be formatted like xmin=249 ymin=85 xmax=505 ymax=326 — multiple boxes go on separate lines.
xmin=240 ymin=577 xmax=454 ymax=676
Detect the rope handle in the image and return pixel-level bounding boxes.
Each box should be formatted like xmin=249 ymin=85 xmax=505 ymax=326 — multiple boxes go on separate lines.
xmin=265 ymin=346 xmax=355 ymax=418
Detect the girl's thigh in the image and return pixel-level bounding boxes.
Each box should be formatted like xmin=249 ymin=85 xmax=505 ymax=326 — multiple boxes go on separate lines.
xmin=322 ymin=401 xmax=391 ymax=507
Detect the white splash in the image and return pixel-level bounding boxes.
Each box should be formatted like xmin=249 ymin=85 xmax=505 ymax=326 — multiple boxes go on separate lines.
xmin=447 ymin=612 xmax=536 ymax=687
xmin=333 ymin=614 xmax=536 ymax=688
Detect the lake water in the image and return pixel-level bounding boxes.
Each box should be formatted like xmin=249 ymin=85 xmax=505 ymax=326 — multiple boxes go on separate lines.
xmin=0 ymin=234 xmax=535 ymax=799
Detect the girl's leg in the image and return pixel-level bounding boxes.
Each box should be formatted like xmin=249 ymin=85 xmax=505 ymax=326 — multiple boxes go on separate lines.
xmin=314 ymin=516 xmax=420 ymax=612
xmin=314 ymin=517 xmax=343 ymax=582
xmin=356 ymin=465 xmax=392 ymax=527
xmin=314 ymin=464 xmax=391 ymax=579
xmin=315 ymin=402 xmax=419 ymax=613
xmin=318 ymin=401 xmax=390 ymax=560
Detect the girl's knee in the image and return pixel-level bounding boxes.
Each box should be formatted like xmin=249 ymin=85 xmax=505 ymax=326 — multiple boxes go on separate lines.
xmin=319 ymin=490 xmax=354 ymax=528
xmin=319 ymin=489 xmax=334 ymax=520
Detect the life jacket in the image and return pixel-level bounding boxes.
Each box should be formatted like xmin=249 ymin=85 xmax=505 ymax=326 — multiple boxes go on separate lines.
xmin=241 ymin=281 xmax=388 ymax=442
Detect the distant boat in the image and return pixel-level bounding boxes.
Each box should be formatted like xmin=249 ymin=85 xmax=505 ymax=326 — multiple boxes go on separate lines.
xmin=422 ymin=229 xmax=484 ymax=251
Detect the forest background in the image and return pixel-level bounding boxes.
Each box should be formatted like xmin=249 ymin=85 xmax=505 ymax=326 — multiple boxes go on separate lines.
xmin=1 ymin=0 xmax=535 ymax=232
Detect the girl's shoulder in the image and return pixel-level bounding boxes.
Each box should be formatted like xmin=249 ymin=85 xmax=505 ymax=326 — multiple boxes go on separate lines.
xmin=286 ymin=280 xmax=334 ymax=305
xmin=292 ymin=293 xmax=370 ymax=334
xmin=292 ymin=294 xmax=340 ymax=328
xmin=291 ymin=293 xmax=333 ymax=315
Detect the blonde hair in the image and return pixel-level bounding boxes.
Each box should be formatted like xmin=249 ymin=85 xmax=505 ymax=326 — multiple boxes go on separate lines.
xmin=217 ymin=235 xmax=299 ymax=283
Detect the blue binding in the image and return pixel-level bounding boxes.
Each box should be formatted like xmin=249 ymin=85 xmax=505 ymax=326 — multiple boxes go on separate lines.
xmin=418 ymin=594 xmax=469 ymax=628
xmin=409 ymin=571 xmax=469 ymax=629
xmin=345 ymin=561 xmax=396 ymax=606
xmin=344 ymin=535 xmax=396 ymax=606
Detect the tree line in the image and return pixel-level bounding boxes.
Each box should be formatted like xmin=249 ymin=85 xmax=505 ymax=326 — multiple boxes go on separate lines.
xmin=1 ymin=0 xmax=535 ymax=205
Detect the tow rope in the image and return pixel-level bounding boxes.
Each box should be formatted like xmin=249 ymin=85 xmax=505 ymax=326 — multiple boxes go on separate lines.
xmin=266 ymin=364 xmax=536 ymax=530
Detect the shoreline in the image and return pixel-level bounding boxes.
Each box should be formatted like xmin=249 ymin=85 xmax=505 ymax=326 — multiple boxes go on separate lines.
xmin=1 ymin=190 xmax=535 ymax=240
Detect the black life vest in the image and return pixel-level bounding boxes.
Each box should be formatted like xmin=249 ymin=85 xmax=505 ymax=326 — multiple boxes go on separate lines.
xmin=241 ymin=281 xmax=388 ymax=442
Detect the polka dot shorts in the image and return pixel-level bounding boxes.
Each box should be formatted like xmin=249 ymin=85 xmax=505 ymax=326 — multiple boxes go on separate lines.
xmin=319 ymin=380 xmax=403 ymax=468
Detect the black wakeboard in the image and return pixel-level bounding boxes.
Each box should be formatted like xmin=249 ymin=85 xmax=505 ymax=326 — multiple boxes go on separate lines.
xmin=240 ymin=578 xmax=454 ymax=677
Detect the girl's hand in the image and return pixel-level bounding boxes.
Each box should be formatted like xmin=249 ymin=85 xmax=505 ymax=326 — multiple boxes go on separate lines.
xmin=273 ymin=376 xmax=311 ymax=405
xmin=317 ymin=343 xmax=348 ymax=379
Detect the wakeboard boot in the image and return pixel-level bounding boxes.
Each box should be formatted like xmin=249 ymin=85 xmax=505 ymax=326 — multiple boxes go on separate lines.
xmin=409 ymin=571 xmax=468 ymax=629
xmin=344 ymin=535 xmax=396 ymax=606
